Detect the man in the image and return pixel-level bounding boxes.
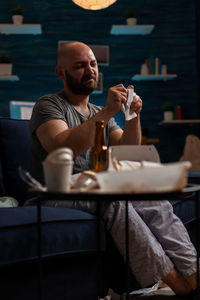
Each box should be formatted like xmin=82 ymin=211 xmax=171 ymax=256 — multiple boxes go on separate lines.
xmin=29 ymin=42 xmax=142 ymax=184
xmin=28 ymin=41 xmax=198 ymax=296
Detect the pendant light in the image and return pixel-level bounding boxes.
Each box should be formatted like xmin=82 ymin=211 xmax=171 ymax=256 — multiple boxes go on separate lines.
xmin=72 ymin=0 xmax=117 ymax=10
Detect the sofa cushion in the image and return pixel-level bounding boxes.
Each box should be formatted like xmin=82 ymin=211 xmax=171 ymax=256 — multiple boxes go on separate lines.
xmin=0 ymin=118 xmax=29 ymax=205
xmin=0 ymin=206 xmax=106 ymax=265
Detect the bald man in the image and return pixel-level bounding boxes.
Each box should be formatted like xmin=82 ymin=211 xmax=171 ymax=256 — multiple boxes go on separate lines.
xmin=28 ymin=41 xmax=198 ymax=296
xmin=30 ymin=41 xmax=142 ymax=183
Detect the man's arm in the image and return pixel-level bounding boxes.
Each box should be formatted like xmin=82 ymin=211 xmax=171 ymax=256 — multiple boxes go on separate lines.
xmin=36 ymin=84 xmax=127 ymax=156
xmin=36 ymin=84 xmax=142 ymax=156
xmin=109 ymin=115 xmax=142 ymax=146
xmin=36 ymin=106 xmax=114 ymax=157
xmin=109 ymin=84 xmax=142 ymax=146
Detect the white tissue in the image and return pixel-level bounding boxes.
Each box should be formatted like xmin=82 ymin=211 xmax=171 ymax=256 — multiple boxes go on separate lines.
xmin=129 ymin=281 xmax=160 ymax=296
xmin=121 ymin=88 xmax=137 ymax=120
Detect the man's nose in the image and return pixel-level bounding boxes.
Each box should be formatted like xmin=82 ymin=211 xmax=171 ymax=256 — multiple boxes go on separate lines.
xmin=85 ymin=64 xmax=94 ymax=74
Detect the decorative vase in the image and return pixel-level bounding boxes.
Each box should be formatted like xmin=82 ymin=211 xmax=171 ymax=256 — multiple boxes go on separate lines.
xmin=12 ymin=15 xmax=23 ymax=25
xmin=161 ymin=65 xmax=167 ymax=75
xmin=164 ymin=111 xmax=173 ymax=121
xmin=126 ymin=17 xmax=137 ymax=26
xmin=140 ymin=63 xmax=149 ymax=75
xmin=0 ymin=64 xmax=12 ymax=76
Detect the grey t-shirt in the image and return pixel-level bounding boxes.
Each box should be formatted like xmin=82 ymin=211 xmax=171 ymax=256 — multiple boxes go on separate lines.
xmin=29 ymin=90 xmax=120 ymax=184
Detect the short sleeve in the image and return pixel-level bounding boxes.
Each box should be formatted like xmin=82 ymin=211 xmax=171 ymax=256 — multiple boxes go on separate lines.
xmin=29 ymin=96 xmax=66 ymax=134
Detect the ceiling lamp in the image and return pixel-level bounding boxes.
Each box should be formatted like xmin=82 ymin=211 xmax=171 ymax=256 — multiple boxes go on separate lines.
xmin=72 ymin=0 xmax=117 ymax=10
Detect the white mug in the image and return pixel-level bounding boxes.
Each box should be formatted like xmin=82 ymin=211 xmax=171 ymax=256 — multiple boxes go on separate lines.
xmin=43 ymin=160 xmax=73 ymax=193
xmin=43 ymin=147 xmax=74 ymax=192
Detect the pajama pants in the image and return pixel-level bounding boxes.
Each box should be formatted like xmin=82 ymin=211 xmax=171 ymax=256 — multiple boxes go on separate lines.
xmin=25 ymin=198 xmax=197 ymax=287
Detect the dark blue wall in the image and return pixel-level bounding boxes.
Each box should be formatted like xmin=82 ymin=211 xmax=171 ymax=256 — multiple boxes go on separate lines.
xmin=0 ymin=0 xmax=199 ymax=162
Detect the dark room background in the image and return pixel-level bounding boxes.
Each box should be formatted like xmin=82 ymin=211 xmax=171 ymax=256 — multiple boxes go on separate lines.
xmin=0 ymin=0 xmax=199 ymax=162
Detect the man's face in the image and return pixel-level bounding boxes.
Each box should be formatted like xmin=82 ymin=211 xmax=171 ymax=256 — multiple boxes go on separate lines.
xmin=63 ymin=47 xmax=99 ymax=95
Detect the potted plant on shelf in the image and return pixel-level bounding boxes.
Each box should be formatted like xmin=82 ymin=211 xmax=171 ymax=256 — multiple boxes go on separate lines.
xmin=125 ymin=10 xmax=137 ymax=26
xmin=0 ymin=55 xmax=12 ymax=76
xmin=11 ymin=4 xmax=23 ymax=25
xmin=163 ymin=102 xmax=174 ymax=121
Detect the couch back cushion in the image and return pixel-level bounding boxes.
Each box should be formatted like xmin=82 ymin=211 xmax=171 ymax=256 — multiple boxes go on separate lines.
xmin=0 ymin=118 xmax=30 ymax=205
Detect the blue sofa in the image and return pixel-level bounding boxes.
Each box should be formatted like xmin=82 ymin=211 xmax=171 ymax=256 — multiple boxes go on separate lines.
xmin=0 ymin=117 xmax=142 ymax=300
xmin=0 ymin=117 xmax=199 ymax=300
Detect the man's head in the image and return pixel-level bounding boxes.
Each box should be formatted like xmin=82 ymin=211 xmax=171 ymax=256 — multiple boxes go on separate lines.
xmin=56 ymin=41 xmax=98 ymax=95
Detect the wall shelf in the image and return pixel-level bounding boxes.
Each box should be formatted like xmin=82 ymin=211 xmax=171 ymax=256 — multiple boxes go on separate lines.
xmin=0 ymin=24 xmax=42 ymax=35
xmin=110 ymin=25 xmax=155 ymax=35
xmin=132 ymin=74 xmax=177 ymax=81
xmin=160 ymin=120 xmax=200 ymax=125
xmin=0 ymin=75 xmax=20 ymax=81
xmin=92 ymin=90 xmax=103 ymax=94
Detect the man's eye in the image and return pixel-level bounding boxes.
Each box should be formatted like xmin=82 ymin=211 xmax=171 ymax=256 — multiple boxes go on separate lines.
xmin=75 ymin=64 xmax=84 ymax=69
xmin=91 ymin=62 xmax=97 ymax=67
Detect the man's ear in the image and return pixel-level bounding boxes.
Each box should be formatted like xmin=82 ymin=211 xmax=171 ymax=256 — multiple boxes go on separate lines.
xmin=55 ymin=66 xmax=65 ymax=80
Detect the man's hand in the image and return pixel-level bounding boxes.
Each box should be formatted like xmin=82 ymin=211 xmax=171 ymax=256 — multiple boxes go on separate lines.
xmin=106 ymin=84 xmax=142 ymax=118
xmin=113 ymin=84 xmax=142 ymax=145
xmin=130 ymin=96 xmax=142 ymax=115
xmin=105 ymin=84 xmax=128 ymax=115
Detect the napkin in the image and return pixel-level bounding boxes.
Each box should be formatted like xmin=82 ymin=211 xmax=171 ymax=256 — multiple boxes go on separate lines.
xmin=121 ymin=88 xmax=137 ymax=120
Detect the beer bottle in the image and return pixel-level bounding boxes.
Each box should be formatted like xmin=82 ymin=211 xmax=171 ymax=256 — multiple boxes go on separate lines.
xmin=90 ymin=120 xmax=109 ymax=172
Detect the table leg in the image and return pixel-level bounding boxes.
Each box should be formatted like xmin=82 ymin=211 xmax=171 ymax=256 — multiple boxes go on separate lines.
xmin=37 ymin=196 xmax=43 ymax=300
xmin=125 ymin=200 xmax=130 ymax=300
xmin=195 ymin=190 xmax=200 ymax=300
xmin=97 ymin=199 xmax=102 ymax=298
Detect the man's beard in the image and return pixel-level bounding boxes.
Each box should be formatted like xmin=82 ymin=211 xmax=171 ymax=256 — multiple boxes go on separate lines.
xmin=64 ymin=70 xmax=98 ymax=95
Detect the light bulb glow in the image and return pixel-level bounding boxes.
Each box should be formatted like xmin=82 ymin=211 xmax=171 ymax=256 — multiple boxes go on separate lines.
xmin=72 ymin=0 xmax=117 ymax=10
